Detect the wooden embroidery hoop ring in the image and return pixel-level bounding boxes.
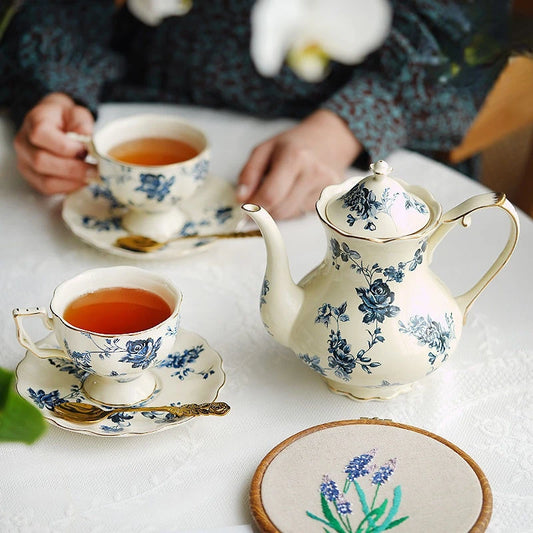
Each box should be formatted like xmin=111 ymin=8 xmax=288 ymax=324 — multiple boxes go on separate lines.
xmin=250 ymin=418 xmax=492 ymax=533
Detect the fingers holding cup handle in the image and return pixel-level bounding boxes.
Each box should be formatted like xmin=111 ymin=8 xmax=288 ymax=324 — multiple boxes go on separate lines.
xmin=66 ymin=131 xmax=98 ymax=166
xmin=12 ymin=307 xmax=70 ymax=360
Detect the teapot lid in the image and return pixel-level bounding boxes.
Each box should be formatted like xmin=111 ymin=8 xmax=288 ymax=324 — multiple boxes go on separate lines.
xmin=325 ymin=160 xmax=431 ymax=238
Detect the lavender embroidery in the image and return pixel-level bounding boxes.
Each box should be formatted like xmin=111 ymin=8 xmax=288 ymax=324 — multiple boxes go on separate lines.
xmin=307 ymin=449 xmax=408 ymax=532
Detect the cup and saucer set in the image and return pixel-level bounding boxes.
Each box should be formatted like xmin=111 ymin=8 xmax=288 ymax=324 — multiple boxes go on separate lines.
xmin=61 ymin=114 xmax=247 ymax=260
xmin=14 ymin=266 xmax=226 ymax=437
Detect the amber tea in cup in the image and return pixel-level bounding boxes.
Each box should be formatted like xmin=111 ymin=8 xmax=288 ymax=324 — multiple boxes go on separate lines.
xmin=63 ymin=287 xmax=173 ymax=334
xmin=86 ymin=114 xmax=210 ymax=242
xmin=13 ymin=266 xmax=183 ymax=405
xmin=107 ymin=137 xmax=199 ymax=166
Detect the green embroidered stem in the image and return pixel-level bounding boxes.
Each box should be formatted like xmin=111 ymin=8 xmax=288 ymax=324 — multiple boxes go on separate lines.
xmin=338 ymin=512 xmax=353 ymax=533
xmin=344 ymin=478 xmax=351 ymax=493
xmin=371 ymin=485 xmax=381 ymax=510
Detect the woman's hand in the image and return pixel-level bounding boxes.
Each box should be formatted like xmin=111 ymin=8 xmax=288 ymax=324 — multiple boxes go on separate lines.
xmin=14 ymin=92 xmax=96 ymax=195
xmin=237 ymin=109 xmax=362 ymax=219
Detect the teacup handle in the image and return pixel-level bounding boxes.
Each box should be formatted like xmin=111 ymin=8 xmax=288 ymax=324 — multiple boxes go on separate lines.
xmin=12 ymin=307 xmax=70 ymax=360
xmin=427 ymin=192 xmax=520 ymax=318
xmin=66 ymin=131 xmax=98 ymax=165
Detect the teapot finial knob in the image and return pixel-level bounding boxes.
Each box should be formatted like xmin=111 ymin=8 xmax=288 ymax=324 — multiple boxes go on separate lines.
xmin=370 ymin=159 xmax=393 ymax=177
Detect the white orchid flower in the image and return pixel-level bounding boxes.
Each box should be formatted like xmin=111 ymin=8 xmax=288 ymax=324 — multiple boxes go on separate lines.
xmin=251 ymin=0 xmax=392 ymax=82
xmin=127 ymin=0 xmax=192 ymax=26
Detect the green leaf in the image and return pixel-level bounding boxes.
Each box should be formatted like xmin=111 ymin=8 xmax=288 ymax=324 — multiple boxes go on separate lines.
xmin=0 ymin=368 xmax=46 ymax=444
xmin=370 ymin=499 xmax=387 ymax=521
xmin=354 ymin=480 xmax=370 ymax=514
xmin=320 ymin=494 xmax=346 ymax=533
xmin=306 ymin=510 xmax=337 ymax=532
xmin=374 ymin=486 xmax=404 ymax=533
xmin=384 ymin=516 xmax=409 ymax=530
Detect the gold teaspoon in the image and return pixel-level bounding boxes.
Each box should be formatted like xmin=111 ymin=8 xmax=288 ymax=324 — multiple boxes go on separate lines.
xmin=115 ymin=229 xmax=262 ymax=252
xmin=53 ymin=401 xmax=230 ymax=424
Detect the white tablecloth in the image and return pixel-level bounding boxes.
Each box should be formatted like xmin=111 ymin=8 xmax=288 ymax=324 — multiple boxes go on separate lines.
xmin=0 ymin=104 xmax=531 ymax=533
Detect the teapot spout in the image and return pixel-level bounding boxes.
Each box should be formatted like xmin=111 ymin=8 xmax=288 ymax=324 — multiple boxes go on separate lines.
xmin=241 ymin=204 xmax=304 ymax=346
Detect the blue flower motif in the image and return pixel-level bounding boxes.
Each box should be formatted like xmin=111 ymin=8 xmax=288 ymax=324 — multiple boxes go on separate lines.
xmin=298 ymin=354 xmax=327 ymax=376
xmin=335 ymin=494 xmax=352 ymax=515
xmin=135 ymin=173 xmax=175 ymax=202
xmin=356 ymin=279 xmax=400 ymax=323
xmin=330 ymin=238 xmax=364 ymax=269
xmin=372 ymin=459 xmax=397 ymax=486
xmin=330 ymin=238 xmax=341 ymax=260
xmin=345 ymin=449 xmax=376 ymax=481
xmin=409 ymin=249 xmax=423 ymax=271
xmin=399 ymin=314 xmax=455 ymax=365
xmin=81 ymin=215 xmax=122 ymax=231
xmin=70 ymin=350 xmax=92 ymax=371
xmin=316 ymin=302 xmax=349 ymax=327
xmin=214 ymin=206 xmax=233 ymax=224
xmin=192 ymin=159 xmax=209 ymax=181
xmin=341 ymin=184 xmax=381 ymax=221
xmin=424 ymin=321 xmax=449 ymax=353
xmin=403 ymin=192 xmax=428 ymax=214
xmin=100 ymin=425 xmax=125 ymax=433
xmin=316 ymin=303 xmax=333 ymax=326
xmin=260 ymin=279 xmax=270 ymax=307
xmin=157 ymin=345 xmax=205 ymax=379
xmin=48 ymin=358 xmax=87 ymax=380
xmin=315 ymin=300 xmax=380 ymax=376
xmin=28 ymin=388 xmax=64 ymax=410
xmin=109 ymin=411 xmax=134 ymax=424
xmin=120 ymin=338 xmax=162 ymax=369
xmin=328 ymin=330 xmax=356 ymax=380
xmin=141 ymin=410 xmax=179 ymax=423
xmin=328 ymin=330 xmax=352 ymax=359
xmin=320 ymin=475 xmax=340 ymax=502
xmin=159 ymin=345 xmax=202 ymax=369
xmin=383 ymin=266 xmax=404 ymax=283
xmin=89 ymin=184 xmax=123 ymax=209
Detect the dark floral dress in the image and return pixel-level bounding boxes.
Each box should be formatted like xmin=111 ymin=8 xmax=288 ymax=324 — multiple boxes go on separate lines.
xmin=0 ymin=0 xmax=511 ymax=174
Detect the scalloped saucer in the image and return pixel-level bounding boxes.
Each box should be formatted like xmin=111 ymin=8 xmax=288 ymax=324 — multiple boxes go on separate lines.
xmin=15 ymin=329 xmax=226 ymax=437
xmin=62 ymin=174 xmax=244 ymax=260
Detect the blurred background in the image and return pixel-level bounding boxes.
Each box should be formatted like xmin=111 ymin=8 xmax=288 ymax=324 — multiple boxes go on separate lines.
xmin=448 ymin=0 xmax=533 ymax=216
xmin=1 ymin=0 xmax=532 ymax=215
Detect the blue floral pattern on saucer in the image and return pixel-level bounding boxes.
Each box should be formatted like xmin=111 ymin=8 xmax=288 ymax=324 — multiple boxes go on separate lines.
xmin=62 ymin=175 xmax=244 ymax=260
xmin=15 ymin=330 xmax=226 ymax=437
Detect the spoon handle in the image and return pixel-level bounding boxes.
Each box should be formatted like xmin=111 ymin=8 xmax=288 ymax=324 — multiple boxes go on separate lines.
xmin=177 ymin=229 xmax=261 ymax=241
xmin=124 ymin=401 xmax=230 ymax=417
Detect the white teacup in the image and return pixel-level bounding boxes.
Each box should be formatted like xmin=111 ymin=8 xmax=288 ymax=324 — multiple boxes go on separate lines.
xmin=13 ymin=266 xmax=182 ymax=406
xmin=75 ymin=114 xmax=210 ymax=241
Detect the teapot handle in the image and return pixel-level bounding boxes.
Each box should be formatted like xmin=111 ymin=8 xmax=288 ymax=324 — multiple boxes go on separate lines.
xmin=427 ymin=192 xmax=519 ymax=318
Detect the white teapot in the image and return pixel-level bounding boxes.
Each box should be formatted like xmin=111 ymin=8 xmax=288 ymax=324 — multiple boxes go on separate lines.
xmin=242 ymin=160 xmax=520 ymax=400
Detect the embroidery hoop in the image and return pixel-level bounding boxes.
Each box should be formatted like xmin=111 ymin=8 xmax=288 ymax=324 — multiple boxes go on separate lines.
xmin=250 ymin=419 xmax=492 ymax=532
